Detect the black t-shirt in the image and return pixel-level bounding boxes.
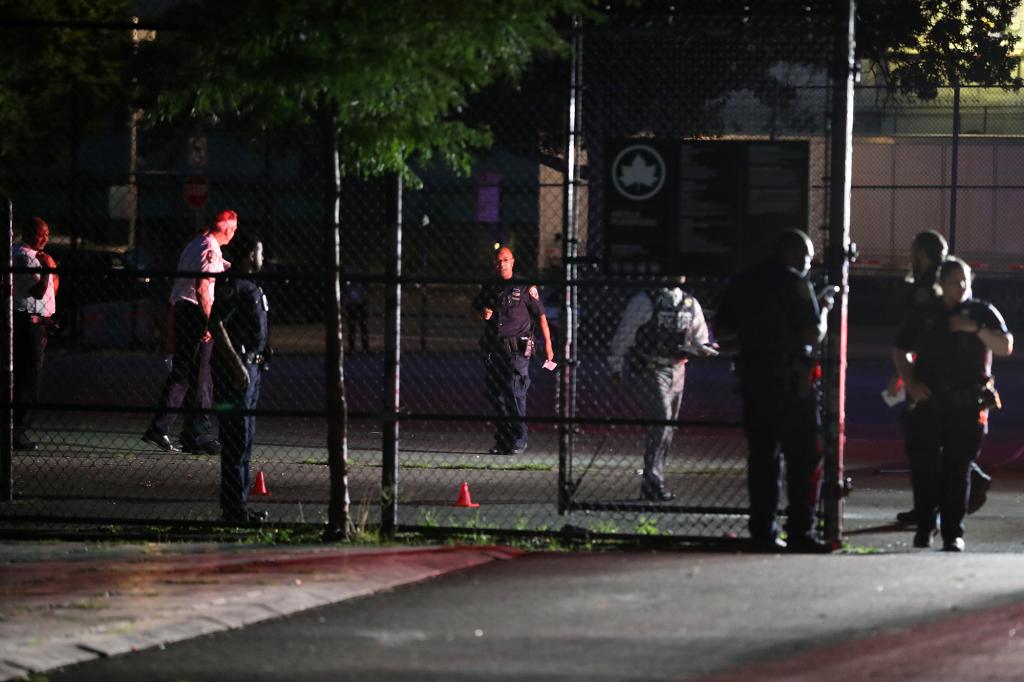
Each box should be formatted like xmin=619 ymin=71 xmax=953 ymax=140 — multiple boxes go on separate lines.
xmin=894 ymin=297 xmax=1007 ymax=393
xmin=717 ymin=260 xmax=820 ymax=364
xmin=473 ymin=282 xmax=544 ymax=339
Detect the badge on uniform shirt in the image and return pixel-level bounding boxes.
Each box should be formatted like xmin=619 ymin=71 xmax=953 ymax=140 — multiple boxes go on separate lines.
xmin=529 ymin=286 xmax=540 ymax=300
xmin=683 ymin=296 xmax=692 ymax=307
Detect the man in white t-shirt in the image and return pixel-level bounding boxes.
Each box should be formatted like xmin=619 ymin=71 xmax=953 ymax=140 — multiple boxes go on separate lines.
xmin=12 ymin=217 xmax=59 ymax=451
xmin=143 ymin=210 xmax=237 ymax=454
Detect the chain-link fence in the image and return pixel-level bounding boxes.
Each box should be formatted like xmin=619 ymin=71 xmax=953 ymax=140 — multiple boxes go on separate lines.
xmin=0 ymin=2 xmax=885 ymax=542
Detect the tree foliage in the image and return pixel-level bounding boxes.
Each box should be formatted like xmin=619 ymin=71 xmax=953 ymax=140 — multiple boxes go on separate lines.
xmin=857 ymin=0 xmax=1023 ymax=98
xmin=0 ymin=0 xmax=132 ymax=164
xmin=132 ymin=0 xmax=594 ymax=181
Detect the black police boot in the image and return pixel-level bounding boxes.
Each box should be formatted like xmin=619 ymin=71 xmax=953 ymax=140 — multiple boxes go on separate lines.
xmin=942 ymin=537 xmax=966 ymax=552
xmin=142 ymin=426 xmax=179 ymax=453
xmin=895 ymin=508 xmax=917 ymax=525
xmin=785 ymin=534 xmax=834 ymax=554
xmin=221 ymin=509 xmax=269 ymax=524
xmin=751 ymin=535 xmax=787 ymax=553
xmin=640 ymin=481 xmax=674 ymax=502
xmin=913 ymin=527 xmax=934 ymax=548
xmin=182 ymin=434 xmax=221 ymax=455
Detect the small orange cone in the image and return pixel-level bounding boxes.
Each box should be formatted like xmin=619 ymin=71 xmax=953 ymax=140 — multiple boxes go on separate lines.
xmin=453 ymin=481 xmax=479 ymax=508
xmin=251 ymin=470 xmax=271 ymax=496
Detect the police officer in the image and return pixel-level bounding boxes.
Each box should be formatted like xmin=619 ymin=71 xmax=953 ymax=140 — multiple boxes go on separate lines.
xmin=209 ymin=232 xmax=270 ymax=523
xmin=472 ymin=247 xmax=554 ymax=455
xmin=890 ymin=231 xmax=991 ymax=524
xmin=716 ymin=229 xmax=835 ymax=553
xmin=893 ymin=257 xmax=1013 ymax=552
xmin=11 ymin=217 xmax=59 ymax=451
xmin=143 ymin=209 xmax=238 ymax=454
xmin=608 ymin=275 xmax=715 ymax=501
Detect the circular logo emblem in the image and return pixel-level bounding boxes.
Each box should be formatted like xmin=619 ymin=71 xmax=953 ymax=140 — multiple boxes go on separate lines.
xmin=611 ymin=144 xmax=666 ymax=201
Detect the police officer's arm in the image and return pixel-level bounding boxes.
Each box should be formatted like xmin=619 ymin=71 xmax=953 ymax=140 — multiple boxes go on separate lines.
xmin=891 ymin=346 xmax=930 ymax=403
xmin=950 ymin=305 xmax=1014 ymax=357
xmin=891 ymin=309 xmax=931 ymax=402
xmin=792 ymin=279 xmax=826 ymax=346
xmin=472 ymin=286 xmax=494 ymax=321
xmin=687 ymin=298 xmax=716 ymax=356
xmin=209 ymin=313 xmax=250 ymax=391
xmin=607 ymin=292 xmax=653 ymax=378
xmin=537 ymin=313 xmax=555 ymax=362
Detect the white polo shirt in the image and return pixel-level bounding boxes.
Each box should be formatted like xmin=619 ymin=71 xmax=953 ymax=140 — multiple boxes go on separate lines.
xmin=12 ymin=243 xmax=56 ymax=317
xmin=168 ymin=232 xmax=229 ymax=306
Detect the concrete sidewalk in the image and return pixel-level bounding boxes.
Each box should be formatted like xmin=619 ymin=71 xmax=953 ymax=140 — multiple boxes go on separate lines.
xmin=0 ymin=543 xmax=523 ymax=681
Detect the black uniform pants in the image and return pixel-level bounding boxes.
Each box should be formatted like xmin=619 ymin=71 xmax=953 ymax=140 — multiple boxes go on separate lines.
xmin=150 ymin=301 xmax=213 ymax=441
xmin=740 ymin=370 xmax=823 ymax=541
xmin=904 ymin=402 xmax=984 ymax=542
xmin=217 ymin=364 xmax=262 ymax=518
xmin=13 ymin=312 xmax=48 ymax=435
xmin=485 ymin=348 xmax=531 ymax=451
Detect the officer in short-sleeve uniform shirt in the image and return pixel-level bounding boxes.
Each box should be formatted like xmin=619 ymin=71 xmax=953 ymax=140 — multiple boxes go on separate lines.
xmin=893 ymin=257 xmax=1012 ymax=551
xmin=473 ymin=247 xmax=554 ymax=455
xmin=210 ymin=233 xmax=270 ymax=523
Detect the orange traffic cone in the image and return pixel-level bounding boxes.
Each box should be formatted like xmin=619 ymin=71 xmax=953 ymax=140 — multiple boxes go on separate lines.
xmin=453 ymin=481 xmax=479 ymax=508
xmin=251 ymin=470 xmax=271 ymax=496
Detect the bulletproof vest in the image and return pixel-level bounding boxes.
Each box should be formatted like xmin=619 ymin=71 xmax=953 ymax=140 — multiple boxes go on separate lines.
xmin=634 ymin=289 xmax=694 ymax=359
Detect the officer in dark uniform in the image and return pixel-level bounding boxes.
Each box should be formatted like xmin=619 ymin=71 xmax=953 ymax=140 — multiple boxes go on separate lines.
xmin=889 ymin=230 xmax=992 ymax=524
xmin=893 ymin=256 xmax=1013 ymax=552
xmin=608 ymin=275 xmax=716 ymax=501
xmin=716 ymin=230 xmax=835 ymax=553
xmin=472 ymin=247 xmax=554 ymax=455
xmin=210 ymin=232 xmax=270 ymax=523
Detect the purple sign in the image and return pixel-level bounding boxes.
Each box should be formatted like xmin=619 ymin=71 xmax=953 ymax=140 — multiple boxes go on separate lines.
xmin=476 ymin=172 xmax=502 ymax=223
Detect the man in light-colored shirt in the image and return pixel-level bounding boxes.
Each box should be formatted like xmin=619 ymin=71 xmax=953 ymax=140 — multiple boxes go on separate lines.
xmin=143 ymin=210 xmax=237 ymax=454
xmin=608 ymin=275 xmax=715 ymax=501
xmin=11 ymin=217 xmax=58 ymax=450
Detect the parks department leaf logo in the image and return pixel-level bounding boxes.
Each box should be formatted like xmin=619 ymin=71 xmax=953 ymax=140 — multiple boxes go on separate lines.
xmin=611 ymin=144 xmax=666 ymax=201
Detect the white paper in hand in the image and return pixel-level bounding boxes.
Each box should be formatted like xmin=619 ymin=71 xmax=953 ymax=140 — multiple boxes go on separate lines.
xmin=543 ymin=360 xmax=557 ymax=371
xmin=881 ymin=385 xmax=906 ymax=407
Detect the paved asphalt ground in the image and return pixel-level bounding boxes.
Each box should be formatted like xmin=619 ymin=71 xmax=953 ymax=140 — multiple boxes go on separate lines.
xmin=3 ymin=328 xmax=1024 ymax=679
xmin=3 ymin=462 xmax=1024 ymax=681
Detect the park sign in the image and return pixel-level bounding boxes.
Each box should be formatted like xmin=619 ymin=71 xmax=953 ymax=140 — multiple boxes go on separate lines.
xmin=605 ymin=139 xmax=809 ymax=276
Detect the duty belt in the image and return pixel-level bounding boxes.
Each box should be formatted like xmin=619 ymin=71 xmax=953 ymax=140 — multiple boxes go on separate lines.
xmin=244 ymin=351 xmax=267 ymax=366
xmin=16 ymin=312 xmax=54 ymax=326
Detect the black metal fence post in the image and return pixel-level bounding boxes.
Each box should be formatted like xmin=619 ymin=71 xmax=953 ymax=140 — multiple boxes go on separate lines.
xmin=558 ymin=18 xmax=582 ymax=515
xmin=823 ymin=0 xmax=857 ymax=545
xmin=949 ymin=83 xmax=961 ymax=252
xmin=381 ymin=174 xmax=402 ymax=537
xmin=2 ymin=199 xmax=12 ymax=501
xmin=323 ymin=109 xmax=350 ymax=542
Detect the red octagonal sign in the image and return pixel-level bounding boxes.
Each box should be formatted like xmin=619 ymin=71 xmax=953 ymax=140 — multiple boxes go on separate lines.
xmin=184 ymin=175 xmax=209 ymax=209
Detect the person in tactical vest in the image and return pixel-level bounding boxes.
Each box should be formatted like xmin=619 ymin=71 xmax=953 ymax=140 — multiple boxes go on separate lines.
xmin=608 ymin=275 xmax=716 ymax=501
xmin=892 ymin=256 xmax=1013 ymax=552
xmin=472 ymin=247 xmax=555 ymax=455
xmin=210 ymin=232 xmax=270 ymax=524
xmin=888 ymin=230 xmax=992 ymax=524
xmin=716 ymin=229 xmax=836 ymax=553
